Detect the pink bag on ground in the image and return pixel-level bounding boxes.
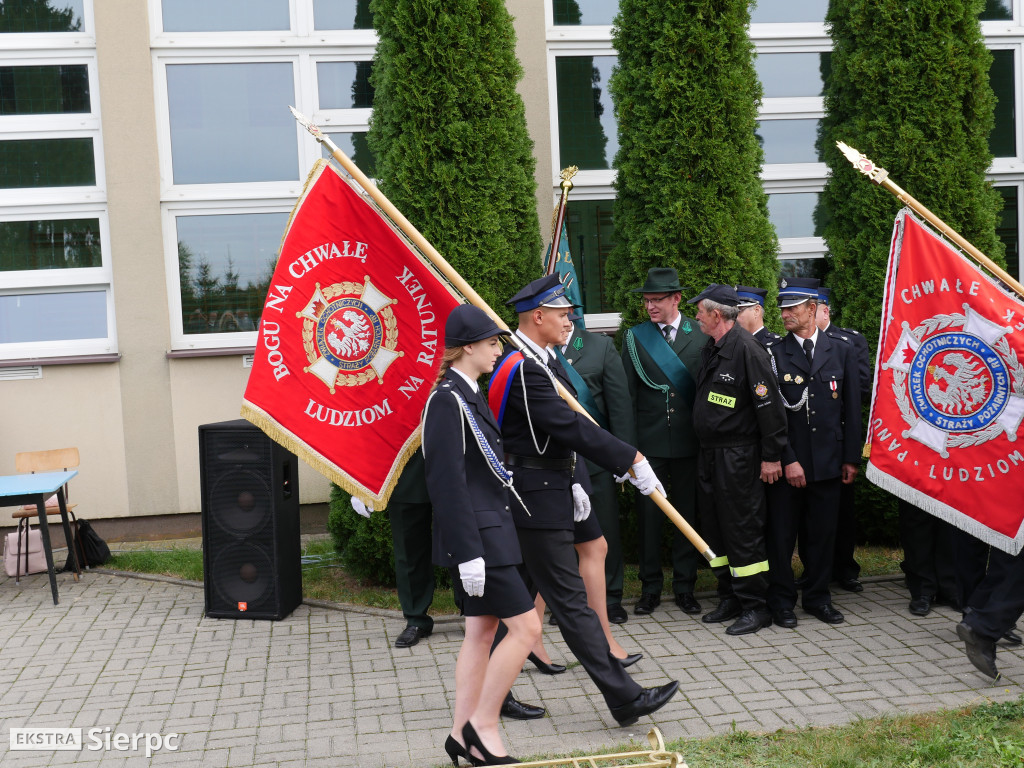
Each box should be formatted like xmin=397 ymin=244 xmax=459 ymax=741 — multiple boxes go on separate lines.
xmin=4 ymin=527 xmax=48 ymax=578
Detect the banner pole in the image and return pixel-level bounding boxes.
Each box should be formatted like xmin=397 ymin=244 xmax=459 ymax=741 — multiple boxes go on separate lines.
xmin=290 ymin=107 xmax=715 ymax=563
xmin=837 ymin=142 xmax=1024 ymax=300
xmin=545 ymin=166 xmax=577 ymax=274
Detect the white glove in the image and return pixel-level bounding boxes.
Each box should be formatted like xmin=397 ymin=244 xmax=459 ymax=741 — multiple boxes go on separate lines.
xmin=628 ymin=459 xmax=666 ymax=497
xmin=571 ymin=483 xmax=591 ymax=522
xmin=351 ymin=496 xmax=373 ymax=518
xmin=613 ymin=471 xmax=629 ymax=484
xmin=458 ymin=557 xmax=486 ymax=597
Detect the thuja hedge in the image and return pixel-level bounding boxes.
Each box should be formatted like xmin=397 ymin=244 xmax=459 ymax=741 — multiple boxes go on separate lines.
xmin=366 ymin=0 xmax=541 ymax=324
xmin=606 ymin=0 xmax=779 ymax=328
xmin=819 ymin=0 xmax=1005 ymax=536
xmin=330 ymin=0 xmax=542 ymax=577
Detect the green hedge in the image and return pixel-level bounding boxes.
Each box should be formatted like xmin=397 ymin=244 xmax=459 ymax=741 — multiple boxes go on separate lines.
xmin=606 ymin=0 xmax=780 ymax=328
xmin=819 ymin=0 xmax=1004 ymax=538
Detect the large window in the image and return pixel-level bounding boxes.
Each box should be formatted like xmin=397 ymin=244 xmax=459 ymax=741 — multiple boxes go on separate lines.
xmin=153 ymin=1 xmax=375 ymax=349
xmin=555 ymin=56 xmax=618 ymax=171
xmin=0 ymin=2 xmax=115 ymax=361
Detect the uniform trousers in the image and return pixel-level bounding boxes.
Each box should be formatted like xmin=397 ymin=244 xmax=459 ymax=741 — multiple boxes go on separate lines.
xmin=831 ymin=480 xmax=861 ymax=581
xmin=388 ymin=500 xmax=435 ymax=633
xmin=949 ymin=526 xmax=990 ymax=611
xmin=589 ymin=467 xmax=624 ymax=605
xmin=636 ymin=456 xmax=699 ymax=597
xmin=696 ymin=445 xmax=769 ymax=610
xmin=897 ymin=500 xmax=958 ymax=604
xmin=517 ymin=526 xmax=641 ymax=708
xmin=766 ymin=477 xmax=840 ymax=612
xmin=963 ymin=547 xmax=1024 ymax=641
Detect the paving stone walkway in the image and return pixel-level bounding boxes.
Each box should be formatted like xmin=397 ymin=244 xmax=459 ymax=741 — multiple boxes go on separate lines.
xmin=0 ymin=570 xmax=1021 ymax=767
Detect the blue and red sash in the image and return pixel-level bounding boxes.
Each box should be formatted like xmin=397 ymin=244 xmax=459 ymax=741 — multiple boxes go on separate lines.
xmin=488 ymin=352 xmax=525 ymax=427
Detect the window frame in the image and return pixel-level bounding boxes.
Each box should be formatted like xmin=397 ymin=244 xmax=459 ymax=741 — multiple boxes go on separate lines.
xmin=0 ymin=3 xmax=117 ymax=361
xmin=151 ymin=3 xmax=377 ymax=350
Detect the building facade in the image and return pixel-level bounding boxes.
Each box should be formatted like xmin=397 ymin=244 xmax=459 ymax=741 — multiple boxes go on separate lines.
xmin=1 ymin=0 xmax=1020 ymax=524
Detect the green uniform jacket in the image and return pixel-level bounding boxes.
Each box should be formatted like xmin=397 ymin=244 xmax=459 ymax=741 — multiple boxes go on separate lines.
xmin=622 ymin=317 xmax=708 ymax=458
xmin=562 ymin=327 xmax=636 ymax=474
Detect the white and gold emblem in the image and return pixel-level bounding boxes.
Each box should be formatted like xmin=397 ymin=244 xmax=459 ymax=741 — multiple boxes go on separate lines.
xmin=298 ymin=278 xmax=402 ymax=393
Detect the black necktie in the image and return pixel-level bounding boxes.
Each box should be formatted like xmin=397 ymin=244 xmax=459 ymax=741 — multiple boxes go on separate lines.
xmin=663 ymin=325 xmax=673 ymax=344
xmin=803 ymin=338 xmax=814 ymax=367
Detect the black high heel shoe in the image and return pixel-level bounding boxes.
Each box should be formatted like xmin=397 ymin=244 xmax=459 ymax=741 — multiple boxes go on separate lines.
xmin=527 ymin=651 xmax=566 ymax=675
xmin=462 ymin=722 xmax=519 ymax=765
xmin=445 ymin=734 xmax=480 ymax=767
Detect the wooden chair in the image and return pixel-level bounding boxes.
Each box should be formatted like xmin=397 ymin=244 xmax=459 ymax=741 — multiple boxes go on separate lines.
xmin=12 ymin=447 xmax=86 ymax=575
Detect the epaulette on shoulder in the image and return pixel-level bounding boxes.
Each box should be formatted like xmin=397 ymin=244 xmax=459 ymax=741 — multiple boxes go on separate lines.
xmin=825 ymin=327 xmax=853 ymax=344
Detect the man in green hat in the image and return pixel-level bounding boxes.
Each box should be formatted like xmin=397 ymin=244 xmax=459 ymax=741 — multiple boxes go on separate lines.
xmin=621 ymin=267 xmax=709 ymax=616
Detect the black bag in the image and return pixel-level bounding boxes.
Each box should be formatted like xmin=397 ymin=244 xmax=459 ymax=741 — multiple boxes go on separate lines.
xmin=64 ymin=519 xmax=111 ymax=570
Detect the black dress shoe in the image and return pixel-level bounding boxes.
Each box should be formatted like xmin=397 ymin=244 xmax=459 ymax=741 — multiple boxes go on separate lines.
xmin=957 ymin=621 xmax=1000 ymax=680
xmin=609 ymin=680 xmax=680 ymax=726
xmin=805 ymin=604 xmax=844 ymax=624
xmin=526 ymin=652 xmax=566 ymax=675
xmin=634 ymin=593 xmax=661 ymax=615
xmin=908 ymin=596 xmax=934 ymax=616
xmin=500 ymin=693 xmax=545 ymax=720
xmin=395 ymin=625 xmax=430 ymax=648
xmin=702 ymin=597 xmax=742 ymax=623
xmin=837 ymin=578 xmax=863 ymax=593
xmin=773 ymin=609 xmax=798 ymax=629
xmin=726 ymin=608 xmax=773 ymax=636
xmin=548 ymin=613 xmax=558 ymax=626
xmin=617 ymin=652 xmax=643 ymax=668
xmin=675 ymin=592 xmax=701 ymax=614
xmin=608 ymin=604 xmax=628 ymax=624
xmin=1002 ymin=628 xmax=1022 ymax=646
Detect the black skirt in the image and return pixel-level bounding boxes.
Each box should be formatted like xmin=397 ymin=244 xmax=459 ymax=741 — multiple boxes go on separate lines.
xmin=451 ymin=563 xmax=535 ymax=618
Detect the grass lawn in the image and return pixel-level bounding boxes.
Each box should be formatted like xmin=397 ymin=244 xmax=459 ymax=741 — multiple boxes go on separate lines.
xmin=107 ymin=539 xmax=904 ymax=616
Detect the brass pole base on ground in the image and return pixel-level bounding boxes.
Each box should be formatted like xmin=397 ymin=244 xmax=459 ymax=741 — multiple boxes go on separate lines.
xmin=513 ymin=727 xmax=688 ymax=768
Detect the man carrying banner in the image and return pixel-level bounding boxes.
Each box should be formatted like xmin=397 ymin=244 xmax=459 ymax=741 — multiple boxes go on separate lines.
xmin=490 ymin=273 xmax=679 ymax=727
xmin=689 ymin=284 xmax=787 ymax=635
xmin=764 ymin=277 xmax=862 ymax=628
xmin=621 ymin=267 xmax=708 ymax=617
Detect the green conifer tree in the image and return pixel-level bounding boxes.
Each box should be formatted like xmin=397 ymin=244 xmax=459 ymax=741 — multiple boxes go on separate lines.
xmin=366 ymin=0 xmax=542 ymax=321
xmin=819 ymin=0 xmax=1004 ymax=542
xmin=820 ymin=0 xmax=1004 ymax=345
xmin=332 ymin=0 xmax=542 ymax=575
xmin=607 ymin=0 xmax=779 ymax=327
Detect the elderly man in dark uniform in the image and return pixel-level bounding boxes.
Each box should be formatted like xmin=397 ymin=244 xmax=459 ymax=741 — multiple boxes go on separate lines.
xmin=815 ymin=286 xmax=871 ymax=594
xmin=557 ymin=314 xmax=636 ymax=624
xmin=734 ymin=285 xmax=782 ymax=350
xmin=764 ymin=277 xmax=862 ymax=627
xmin=688 ymin=284 xmax=787 ymax=635
xmin=621 ymin=267 xmax=708 ymax=616
xmin=491 ymin=273 xmax=679 ymax=727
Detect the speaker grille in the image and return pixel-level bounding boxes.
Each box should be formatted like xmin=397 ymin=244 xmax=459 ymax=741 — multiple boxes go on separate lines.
xmin=199 ymin=420 xmax=301 ymax=620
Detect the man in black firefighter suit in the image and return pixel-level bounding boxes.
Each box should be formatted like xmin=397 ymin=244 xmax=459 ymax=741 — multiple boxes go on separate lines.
xmin=689 ymin=284 xmax=787 ymax=635
xmin=493 ymin=273 xmax=679 ymax=727
xmin=765 ymin=277 xmax=862 ymax=627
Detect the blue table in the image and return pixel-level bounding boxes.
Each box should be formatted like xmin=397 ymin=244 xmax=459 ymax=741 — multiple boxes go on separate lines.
xmin=0 ymin=470 xmax=81 ymax=604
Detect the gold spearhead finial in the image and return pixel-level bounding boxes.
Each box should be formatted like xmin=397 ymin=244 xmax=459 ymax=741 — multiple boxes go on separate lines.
xmin=836 ymin=141 xmax=889 ymax=185
xmin=559 ymin=165 xmax=579 ymax=191
xmin=289 ymin=105 xmax=326 ymax=143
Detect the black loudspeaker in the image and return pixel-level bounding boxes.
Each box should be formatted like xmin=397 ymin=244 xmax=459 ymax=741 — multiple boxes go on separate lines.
xmin=198 ymin=419 xmax=302 ymax=620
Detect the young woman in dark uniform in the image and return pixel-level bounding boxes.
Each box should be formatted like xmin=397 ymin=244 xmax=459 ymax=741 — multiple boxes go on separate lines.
xmin=423 ymin=304 xmax=541 ymax=767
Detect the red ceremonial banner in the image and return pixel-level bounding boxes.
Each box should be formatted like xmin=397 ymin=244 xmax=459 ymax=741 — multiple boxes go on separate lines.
xmin=242 ymin=160 xmax=462 ymax=505
xmin=867 ymin=209 xmax=1024 ymax=555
